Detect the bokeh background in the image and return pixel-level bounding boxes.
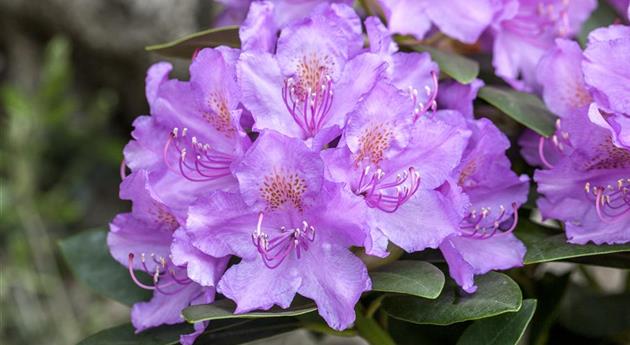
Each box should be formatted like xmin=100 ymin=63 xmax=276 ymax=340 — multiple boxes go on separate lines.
xmin=0 ymin=1 xmax=219 ymax=344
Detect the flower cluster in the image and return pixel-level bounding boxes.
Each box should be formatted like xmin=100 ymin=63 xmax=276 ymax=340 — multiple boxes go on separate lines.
xmin=106 ymin=0 xmax=630 ymax=343
xmin=521 ymin=23 xmax=630 ymax=245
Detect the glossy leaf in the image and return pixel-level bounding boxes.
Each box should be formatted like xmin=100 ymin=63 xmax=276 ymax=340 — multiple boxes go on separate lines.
xmin=59 ymin=229 xmax=150 ymax=306
xmin=412 ymin=45 xmax=479 ymax=84
xmin=478 ymin=86 xmax=557 ymax=137
xmin=355 ymin=305 xmax=396 ymax=345
xmin=146 ymin=26 xmax=240 ymax=58
xmin=457 ymin=299 xmax=537 ymax=345
xmin=516 ymin=219 xmax=630 ymax=265
xmin=78 ymin=318 xmax=301 ymax=345
xmin=382 ymin=272 xmax=522 ymax=325
xmin=370 ymin=261 xmax=445 ymax=299
xmin=183 ymin=297 xmax=316 ymax=323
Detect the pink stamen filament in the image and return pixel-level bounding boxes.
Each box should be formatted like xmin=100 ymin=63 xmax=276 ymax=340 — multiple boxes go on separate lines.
xmin=411 ymin=71 xmax=439 ymax=122
xmin=594 ymin=187 xmax=630 ymax=223
xmin=355 ymin=167 xmax=421 ymax=213
xmin=282 ymin=75 xmax=334 ymax=138
xmin=252 ymin=214 xmax=316 ymax=269
xmin=127 ymin=253 xmax=192 ymax=294
xmin=163 ymin=128 xmax=233 ymax=182
xmin=460 ymin=203 xmax=519 ymax=240
xmin=120 ymin=159 xmax=128 ymax=180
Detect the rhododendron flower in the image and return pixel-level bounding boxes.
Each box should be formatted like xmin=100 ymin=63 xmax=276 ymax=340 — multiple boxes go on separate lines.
xmin=123 ymin=47 xmax=250 ymax=206
xmin=184 ymin=131 xmax=371 ymax=330
xmin=535 ymin=114 xmax=630 ymax=245
xmin=108 ymin=171 xmax=228 ymax=344
xmin=582 ymin=25 xmax=630 ymax=149
xmin=322 ymin=83 xmax=471 ymax=256
xmin=238 ymin=3 xmax=385 ymax=148
xmin=376 ymin=0 xmax=497 ymax=43
xmin=439 ymin=117 xmax=529 ymax=293
xmin=490 ymin=0 xmax=596 ymax=91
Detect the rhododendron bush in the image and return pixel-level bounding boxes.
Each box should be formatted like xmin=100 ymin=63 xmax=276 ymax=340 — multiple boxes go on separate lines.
xmin=60 ymin=0 xmax=630 ymax=344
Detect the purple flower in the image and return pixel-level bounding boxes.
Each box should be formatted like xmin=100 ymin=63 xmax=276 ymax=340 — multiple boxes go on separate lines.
xmin=184 ymin=130 xmax=371 ymax=330
xmin=239 ymin=0 xmax=356 ymax=52
xmin=535 ymin=113 xmax=630 ymax=245
xmin=491 ymin=0 xmax=596 ymax=91
xmin=322 ymin=83 xmax=471 ymax=256
xmin=438 ymin=117 xmax=529 ymax=293
xmin=583 ymin=25 xmax=630 ymax=149
xmin=123 ymin=47 xmax=250 ymax=206
xmin=365 ymin=16 xmax=440 ymax=119
xmin=607 ymin=0 xmax=630 ymax=21
xmin=108 ymin=170 xmax=228 ymax=344
xmin=238 ymin=4 xmax=386 ymax=148
xmin=376 ymin=0 xmax=498 ymax=43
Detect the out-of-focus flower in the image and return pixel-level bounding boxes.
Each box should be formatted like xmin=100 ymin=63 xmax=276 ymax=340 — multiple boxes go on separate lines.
xmin=108 ymin=170 xmax=228 ymax=344
xmin=583 ymin=25 xmax=630 ymax=149
xmin=376 ymin=0 xmax=498 ymax=43
xmin=184 ymin=131 xmax=371 ymax=330
xmin=439 ymin=117 xmax=529 ymax=293
xmin=238 ymin=3 xmax=385 ymax=148
xmin=490 ymin=0 xmax=596 ymax=91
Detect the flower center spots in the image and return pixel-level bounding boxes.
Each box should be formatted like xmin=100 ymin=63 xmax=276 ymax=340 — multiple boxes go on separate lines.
xmin=584 ymin=137 xmax=630 ymax=171
xmin=151 ymin=202 xmax=179 ymax=231
xmin=457 ymin=160 xmax=477 ymax=188
xmin=354 ymin=124 xmax=393 ymax=166
xmin=203 ymin=92 xmax=235 ymax=137
xmin=260 ymin=172 xmax=307 ymax=211
xmin=282 ymin=54 xmax=335 ymax=137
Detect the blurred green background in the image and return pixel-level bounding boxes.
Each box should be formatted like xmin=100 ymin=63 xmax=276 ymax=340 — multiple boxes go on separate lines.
xmin=0 ymin=1 xmax=217 ymax=343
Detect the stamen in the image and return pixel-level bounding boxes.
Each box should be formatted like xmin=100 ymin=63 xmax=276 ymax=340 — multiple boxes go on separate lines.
xmin=460 ymin=203 xmax=519 ymax=239
xmin=588 ymin=180 xmax=630 ymax=223
xmin=410 ymin=71 xmax=439 ymax=121
xmin=282 ymin=74 xmax=334 ymax=137
xmin=354 ymin=167 xmax=421 ymax=213
xmin=127 ymin=253 xmax=192 ymax=293
xmin=120 ymin=159 xmax=128 ymax=180
xmin=251 ymin=214 xmax=316 ymax=269
xmin=162 ymin=128 xmax=233 ymax=182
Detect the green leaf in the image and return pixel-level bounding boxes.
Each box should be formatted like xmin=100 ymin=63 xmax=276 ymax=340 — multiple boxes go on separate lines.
xmin=59 ymin=229 xmax=150 ymax=306
xmin=382 ymin=272 xmax=522 ymax=326
xmin=516 ymin=219 xmax=630 ymax=265
xmin=78 ymin=318 xmax=301 ymax=345
xmin=477 ymin=86 xmax=557 ymax=137
xmin=370 ymin=260 xmax=445 ymax=299
xmin=412 ymin=45 xmax=479 ymax=84
xmin=578 ymin=1 xmax=618 ymax=47
xmin=183 ymin=297 xmax=316 ymax=323
xmin=146 ymin=26 xmax=240 ymax=58
xmin=78 ymin=323 xmax=192 ymax=345
xmin=456 ymin=299 xmax=537 ymax=345
xmin=355 ymin=305 xmax=396 ymax=345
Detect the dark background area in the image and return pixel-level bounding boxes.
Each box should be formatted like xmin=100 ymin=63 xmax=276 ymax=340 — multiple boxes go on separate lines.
xmin=0 ymin=1 xmax=220 ymax=344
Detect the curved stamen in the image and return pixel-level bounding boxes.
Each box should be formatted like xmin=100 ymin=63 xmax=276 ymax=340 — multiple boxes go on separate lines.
xmin=460 ymin=203 xmax=519 ymax=240
xmin=120 ymin=159 xmax=128 ymax=180
xmin=282 ymin=75 xmax=334 ymax=138
xmin=410 ymin=71 xmax=439 ymax=121
xmin=163 ymin=128 xmax=233 ymax=182
xmin=594 ymin=187 xmax=630 ymax=223
xmin=355 ymin=167 xmax=421 ymax=213
xmin=252 ymin=215 xmax=316 ymax=269
xmin=538 ymin=137 xmax=555 ymax=169
xmin=127 ymin=253 xmax=191 ymax=293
